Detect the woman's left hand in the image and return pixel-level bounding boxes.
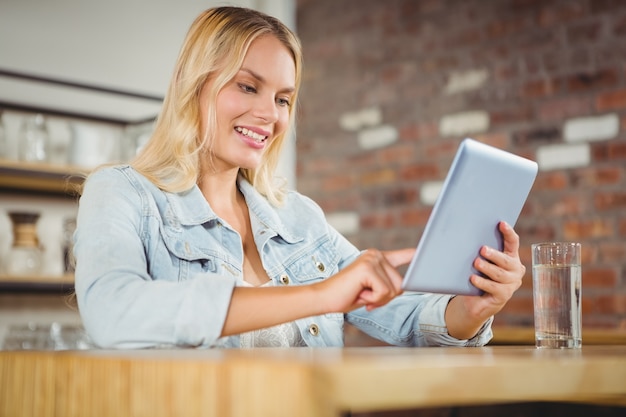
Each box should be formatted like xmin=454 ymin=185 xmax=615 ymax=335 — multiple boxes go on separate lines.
xmin=469 ymin=220 xmax=526 ymax=312
xmin=445 ymin=221 xmax=526 ymax=339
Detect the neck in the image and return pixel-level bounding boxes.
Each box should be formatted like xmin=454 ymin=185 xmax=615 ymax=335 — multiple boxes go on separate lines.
xmin=197 ymin=167 xmax=240 ymax=212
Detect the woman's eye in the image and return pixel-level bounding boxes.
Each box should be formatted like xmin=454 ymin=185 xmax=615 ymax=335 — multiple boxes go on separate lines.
xmin=239 ymin=83 xmax=256 ymax=93
xmin=277 ymin=97 xmax=291 ymax=107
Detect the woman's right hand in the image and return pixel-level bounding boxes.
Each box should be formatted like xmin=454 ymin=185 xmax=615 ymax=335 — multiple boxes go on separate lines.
xmin=316 ymin=248 xmax=415 ymax=313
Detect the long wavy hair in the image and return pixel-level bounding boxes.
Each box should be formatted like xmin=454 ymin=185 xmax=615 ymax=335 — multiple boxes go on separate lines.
xmin=131 ymin=6 xmax=302 ymax=205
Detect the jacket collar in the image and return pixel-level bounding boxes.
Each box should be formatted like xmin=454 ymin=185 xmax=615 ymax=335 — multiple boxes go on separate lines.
xmin=163 ymin=175 xmax=301 ymax=243
xmin=238 ymin=177 xmax=302 ymax=243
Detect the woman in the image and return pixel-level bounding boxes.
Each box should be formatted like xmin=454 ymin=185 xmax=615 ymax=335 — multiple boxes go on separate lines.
xmin=74 ymin=6 xmax=525 ymax=348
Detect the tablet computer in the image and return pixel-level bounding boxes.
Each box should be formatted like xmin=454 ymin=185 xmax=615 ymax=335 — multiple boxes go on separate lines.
xmin=402 ymin=138 xmax=538 ymax=296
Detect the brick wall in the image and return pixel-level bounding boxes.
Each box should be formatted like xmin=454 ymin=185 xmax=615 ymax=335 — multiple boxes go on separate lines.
xmin=295 ymin=0 xmax=626 ymax=330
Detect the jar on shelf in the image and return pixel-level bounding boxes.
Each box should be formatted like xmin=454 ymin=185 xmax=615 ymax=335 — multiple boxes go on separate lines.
xmin=5 ymin=211 xmax=43 ymax=276
xmin=18 ymin=114 xmax=50 ymax=163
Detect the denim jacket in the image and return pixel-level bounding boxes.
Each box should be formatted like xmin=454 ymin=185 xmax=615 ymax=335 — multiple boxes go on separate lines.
xmin=74 ymin=166 xmax=492 ymax=348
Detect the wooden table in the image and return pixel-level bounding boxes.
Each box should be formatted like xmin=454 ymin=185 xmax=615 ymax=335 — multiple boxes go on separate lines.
xmin=2 ymin=346 xmax=626 ymax=417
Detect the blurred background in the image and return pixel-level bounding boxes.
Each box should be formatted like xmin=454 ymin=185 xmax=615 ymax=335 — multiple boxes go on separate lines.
xmin=294 ymin=0 xmax=626 ymax=337
xmin=0 ymin=0 xmax=625 ymax=348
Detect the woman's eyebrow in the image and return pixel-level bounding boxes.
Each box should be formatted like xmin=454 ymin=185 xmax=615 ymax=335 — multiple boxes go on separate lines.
xmin=240 ymin=67 xmax=295 ymax=93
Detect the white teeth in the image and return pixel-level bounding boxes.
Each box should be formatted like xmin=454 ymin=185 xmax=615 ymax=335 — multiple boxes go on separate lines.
xmin=236 ymin=127 xmax=267 ymax=142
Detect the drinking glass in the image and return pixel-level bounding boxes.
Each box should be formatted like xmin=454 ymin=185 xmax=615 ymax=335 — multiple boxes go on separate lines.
xmin=531 ymin=242 xmax=582 ymax=349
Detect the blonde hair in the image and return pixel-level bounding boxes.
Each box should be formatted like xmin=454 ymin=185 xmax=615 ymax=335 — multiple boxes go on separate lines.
xmin=131 ymin=6 xmax=302 ymax=205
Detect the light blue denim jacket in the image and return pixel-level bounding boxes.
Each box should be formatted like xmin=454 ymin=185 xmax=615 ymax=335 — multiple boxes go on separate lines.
xmin=74 ymin=166 xmax=492 ymax=348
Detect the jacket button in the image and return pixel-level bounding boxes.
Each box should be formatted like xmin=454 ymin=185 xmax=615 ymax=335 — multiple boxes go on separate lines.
xmin=279 ymin=274 xmax=290 ymax=285
xmin=308 ymin=323 xmax=320 ymax=336
xmin=315 ymin=261 xmax=325 ymax=272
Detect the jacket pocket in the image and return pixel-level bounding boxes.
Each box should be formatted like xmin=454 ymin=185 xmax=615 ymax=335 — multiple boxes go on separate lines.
xmin=284 ymin=237 xmax=340 ymax=284
xmin=156 ymin=224 xmax=229 ymax=281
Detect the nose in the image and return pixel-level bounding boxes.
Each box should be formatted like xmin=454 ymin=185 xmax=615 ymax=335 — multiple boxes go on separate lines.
xmin=252 ymin=93 xmax=279 ymax=123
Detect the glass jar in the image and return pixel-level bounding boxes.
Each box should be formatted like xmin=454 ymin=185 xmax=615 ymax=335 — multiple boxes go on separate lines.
xmin=5 ymin=211 xmax=43 ymax=276
xmin=18 ymin=114 xmax=50 ymax=163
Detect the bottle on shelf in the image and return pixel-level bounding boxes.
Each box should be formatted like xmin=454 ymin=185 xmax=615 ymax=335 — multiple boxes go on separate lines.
xmin=18 ymin=113 xmax=50 ymax=163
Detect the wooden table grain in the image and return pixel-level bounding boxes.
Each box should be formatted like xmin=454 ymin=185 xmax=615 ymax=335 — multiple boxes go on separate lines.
xmin=1 ymin=346 xmax=626 ymax=417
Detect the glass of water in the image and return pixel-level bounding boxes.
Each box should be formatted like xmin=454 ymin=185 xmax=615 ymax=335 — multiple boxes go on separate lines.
xmin=531 ymin=242 xmax=582 ymax=349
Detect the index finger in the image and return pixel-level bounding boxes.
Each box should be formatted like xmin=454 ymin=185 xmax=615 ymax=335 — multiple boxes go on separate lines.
xmin=381 ymin=249 xmax=413 ymax=293
xmin=382 ymin=248 xmax=416 ymax=268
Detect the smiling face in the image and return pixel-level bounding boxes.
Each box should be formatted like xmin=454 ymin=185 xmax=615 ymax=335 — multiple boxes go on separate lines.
xmin=198 ymin=34 xmax=296 ymax=173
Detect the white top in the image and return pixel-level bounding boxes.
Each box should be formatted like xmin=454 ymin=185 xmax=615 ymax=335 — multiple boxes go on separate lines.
xmin=238 ymin=280 xmax=308 ymax=348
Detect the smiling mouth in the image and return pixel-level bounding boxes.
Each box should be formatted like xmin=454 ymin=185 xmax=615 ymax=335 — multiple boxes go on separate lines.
xmin=235 ymin=126 xmax=268 ymax=143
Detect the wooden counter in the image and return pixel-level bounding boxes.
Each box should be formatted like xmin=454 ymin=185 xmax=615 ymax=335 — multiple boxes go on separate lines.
xmin=490 ymin=326 xmax=626 ymax=345
xmin=1 ymin=346 xmax=626 ymax=417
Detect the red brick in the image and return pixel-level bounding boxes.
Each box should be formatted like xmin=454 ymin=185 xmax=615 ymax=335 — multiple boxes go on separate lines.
xmin=537 ymin=97 xmax=592 ymax=121
xmin=620 ymin=218 xmax=626 ymax=236
xmin=400 ymin=207 xmax=431 ymax=227
xmin=532 ymin=171 xmax=569 ymax=190
xmin=471 ymin=132 xmax=510 ymax=149
xmin=583 ymin=267 xmax=619 ymax=288
xmin=563 ymin=218 xmax=615 ymax=239
xmin=378 ymin=144 xmax=417 ymax=166
xmin=582 ymin=296 xmax=595 ymax=315
xmin=486 ymin=15 xmax=531 ymax=39
xmin=541 ymin=195 xmax=583 ymax=216
xmin=418 ymin=122 xmax=439 ymax=140
xmin=321 ymin=175 xmax=355 ymax=193
xmin=581 ymin=244 xmax=598 ymax=265
xmin=592 ymin=0 xmax=626 ymax=15
xmin=594 ymin=191 xmax=626 ymax=211
xmin=493 ymin=62 xmax=518 ymax=82
xmin=400 ymin=164 xmax=440 ymax=181
xmin=444 ymin=27 xmax=483 ymax=49
xmin=566 ymin=68 xmax=619 ymax=92
xmin=490 ymin=106 xmax=532 ymax=126
xmin=597 ymin=241 xmax=626 ymax=264
xmin=359 ymin=169 xmax=397 ymax=187
xmin=363 ymin=188 xmax=418 ymax=208
xmin=520 ymin=79 xmax=558 ymax=98
xmin=348 ymin=152 xmax=378 ymax=170
xmin=614 ymin=12 xmax=626 ymax=35
xmin=519 ymin=201 xmax=535 ymax=217
xmin=606 ymin=142 xmax=626 ymax=160
xmin=596 ymin=88 xmax=626 ymax=110
xmin=398 ymin=122 xmax=439 ymax=142
xmin=419 ymin=55 xmax=460 ymax=73
xmin=594 ymin=294 xmax=626 ymax=314
xmin=567 ymin=20 xmax=603 ymax=43
xmin=515 ymin=223 xmax=557 ymax=243
xmin=571 ymin=167 xmax=622 ymax=186
xmin=537 ymin=3 xmax=587 ymax=26
xmin=360 ymin=212 xmax=395 ymax=230
xmin=422 ymin=141 xmax=460 ymax=160
xmin=301 ymin=157 xmax=338 ymax=175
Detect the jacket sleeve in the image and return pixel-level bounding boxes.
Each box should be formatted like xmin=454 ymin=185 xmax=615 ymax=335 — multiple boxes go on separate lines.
xmin=74 ymin=168 xmax=236 ymax=348
xmin=346 ymin=292 xmax=493 ymax=347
